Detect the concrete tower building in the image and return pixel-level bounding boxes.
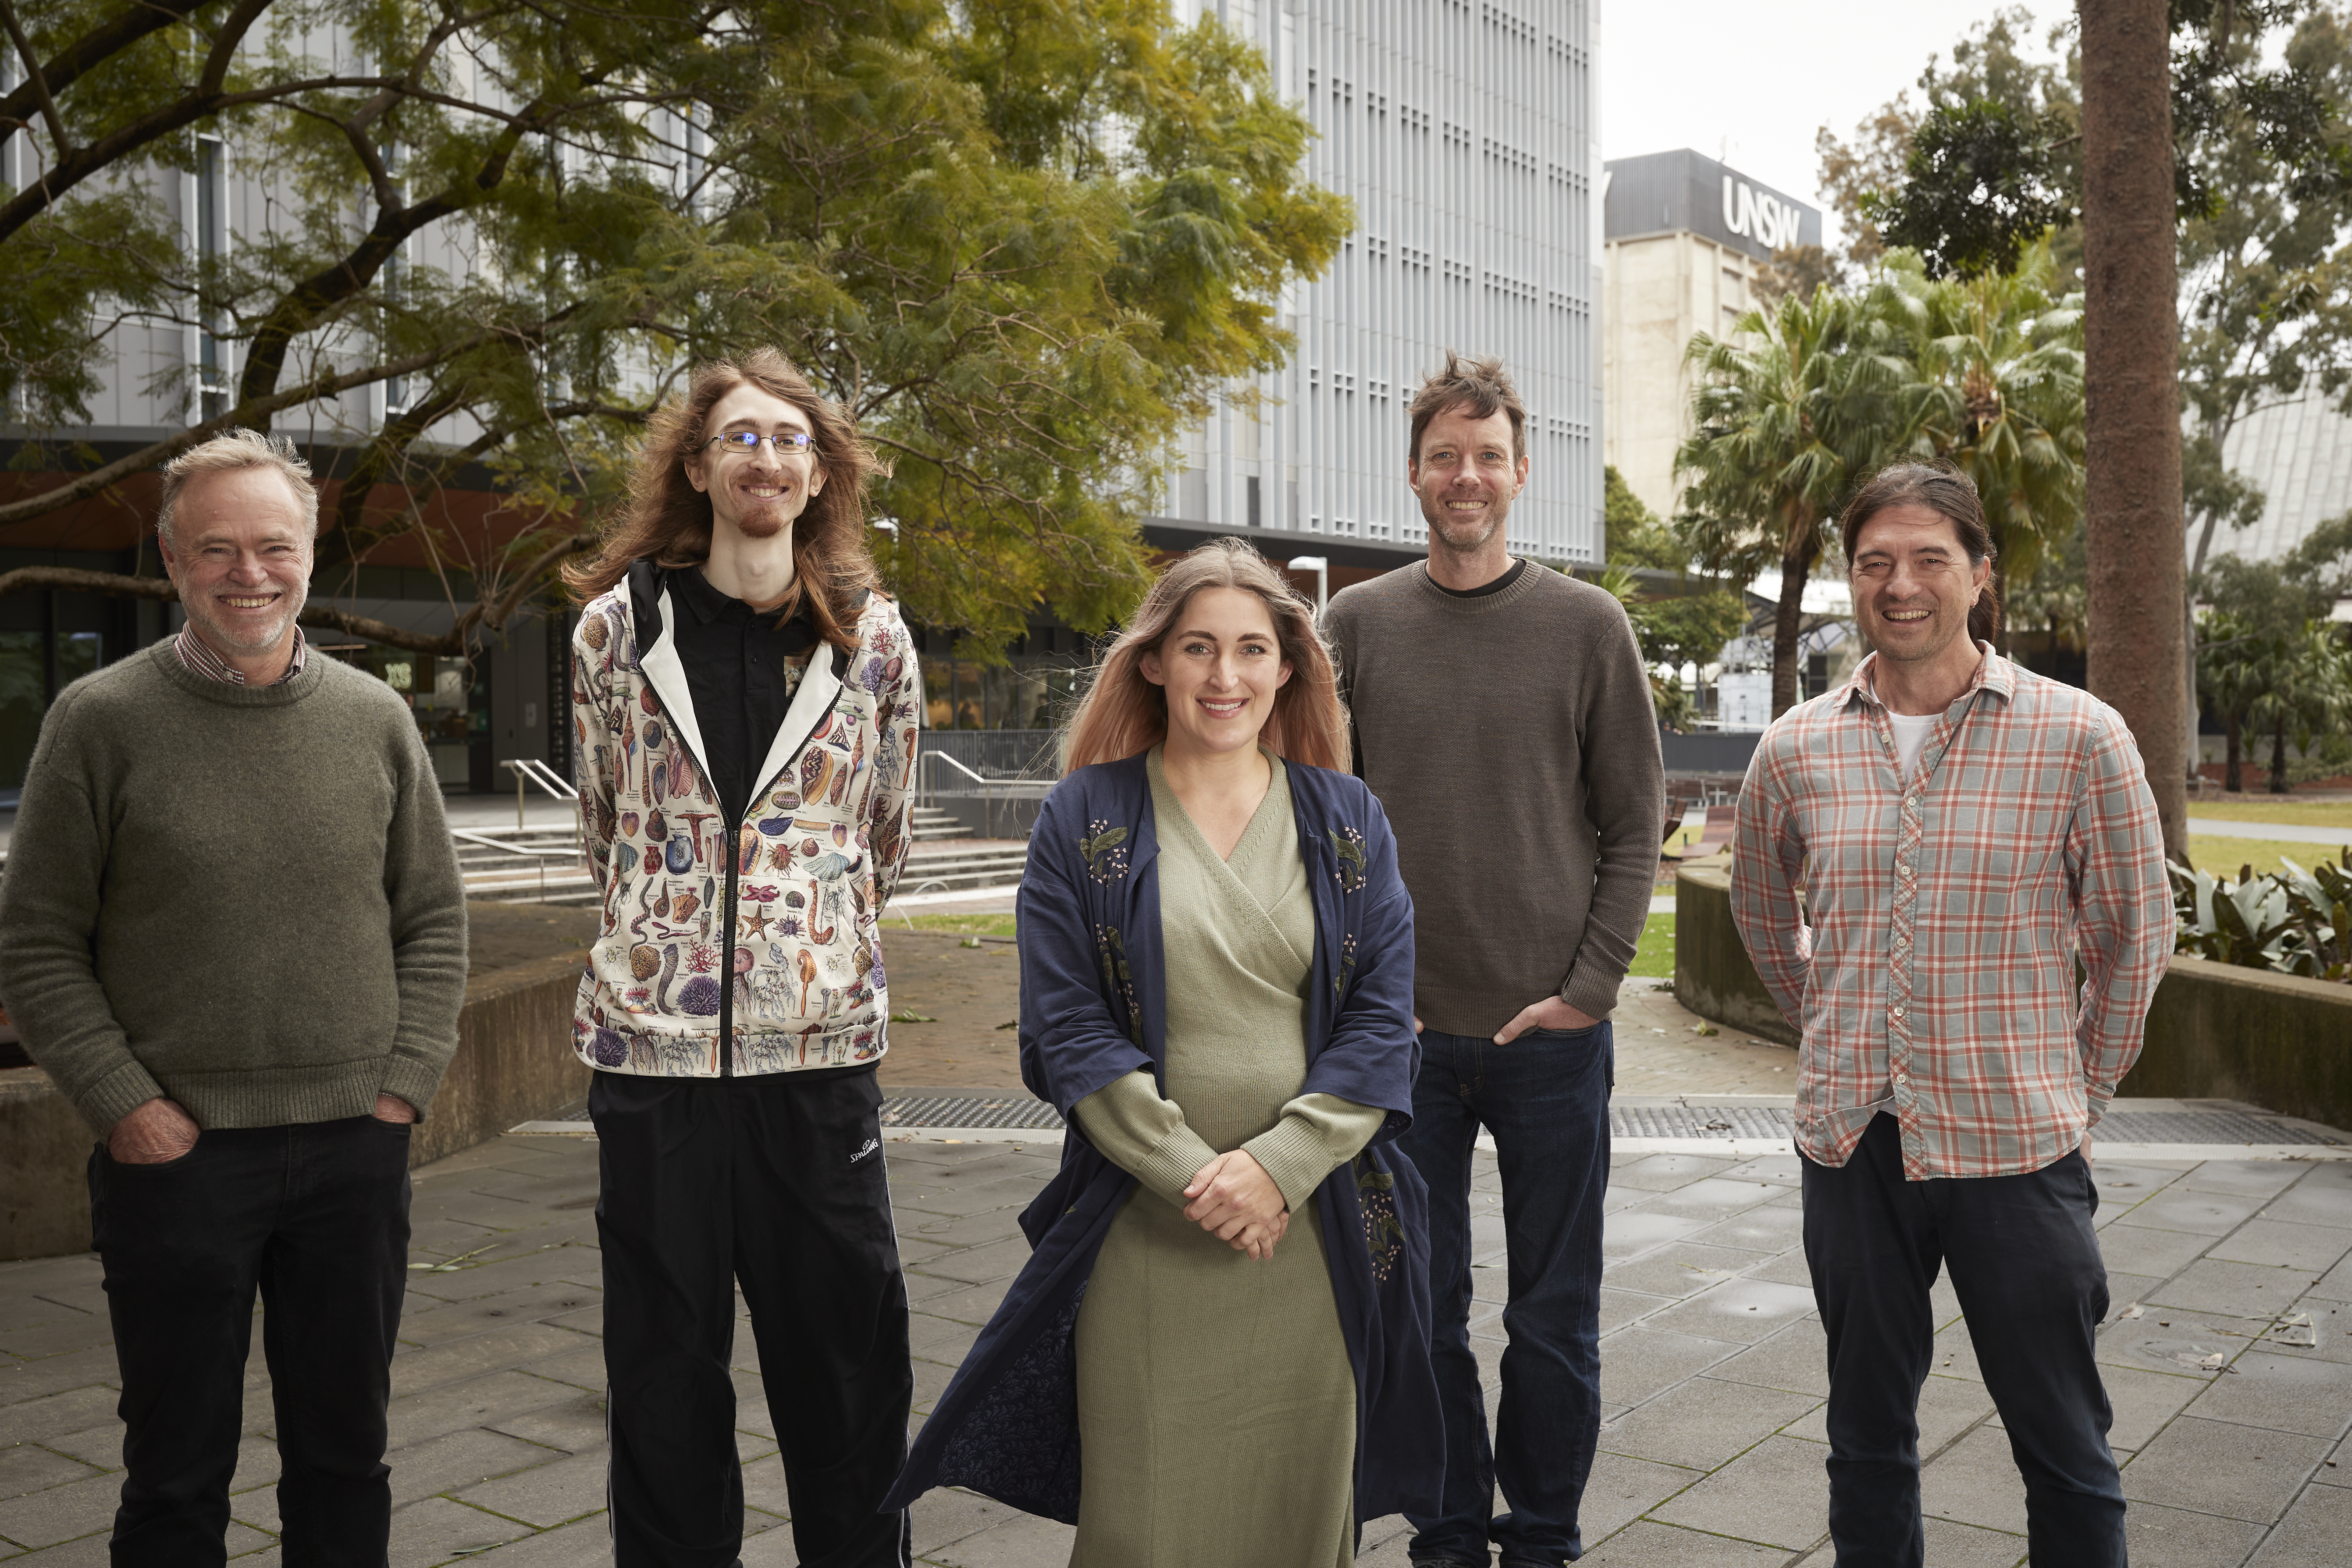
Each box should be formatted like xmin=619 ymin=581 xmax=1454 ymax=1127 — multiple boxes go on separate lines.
xmin=1601 ymin=149 xmax=1822 ymax=521
xmin=1157 ymin=0 xmax=1605 ymax=573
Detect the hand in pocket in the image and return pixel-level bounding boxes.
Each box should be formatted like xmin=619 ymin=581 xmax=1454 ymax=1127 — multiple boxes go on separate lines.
xmin=109 ymin=1098 xmax=199 ymax=1164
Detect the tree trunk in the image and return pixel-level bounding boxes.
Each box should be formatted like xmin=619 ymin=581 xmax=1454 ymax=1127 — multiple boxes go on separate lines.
xmin=1771 ymin=540 xmax=1811 ymax=718
xmin=2224 ymin=710 xmax=2242 ymax=792
xmin=2270 ymin=715 xmax=2291 ymax=794
xmin=2081 ymin=0 xmax=2191 ymax=859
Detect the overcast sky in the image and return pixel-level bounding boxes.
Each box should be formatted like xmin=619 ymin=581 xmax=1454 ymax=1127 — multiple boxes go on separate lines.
xmin=1599 ymin=1 xmax=2055 ymax=249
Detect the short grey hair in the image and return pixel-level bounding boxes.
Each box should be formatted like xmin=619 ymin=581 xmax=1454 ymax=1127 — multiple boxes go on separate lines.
xmin=156 ymin=428 xmax=320 ymax=548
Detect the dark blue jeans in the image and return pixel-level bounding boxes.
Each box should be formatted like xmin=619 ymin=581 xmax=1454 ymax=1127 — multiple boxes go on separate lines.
xmin=1401 ymin=1022 xmax=1613 ymax=1568
xmin=1803 ymin=1113 xmax=2125 ymax=1568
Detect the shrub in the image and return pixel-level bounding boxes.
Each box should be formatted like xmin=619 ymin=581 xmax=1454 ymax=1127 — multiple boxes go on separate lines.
xmin=2167 ymin=850 xmax=2352 ymax=983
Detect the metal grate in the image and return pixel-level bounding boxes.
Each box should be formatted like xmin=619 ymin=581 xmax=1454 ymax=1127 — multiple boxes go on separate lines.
xmin=558 ymin=1097 xmax=2335 ymax=1144
xmin=882 ymin=1095 xmax=1066 ymax=1131
xmin=1612 ymin=1106 xmax=1796 ymax=1139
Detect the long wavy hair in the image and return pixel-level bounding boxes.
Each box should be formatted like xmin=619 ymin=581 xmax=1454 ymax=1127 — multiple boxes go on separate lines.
xmin=1060 ymin=537 xmax=1348 ymax=774
xmin=564 ymin=348 xmax=885 ymax=651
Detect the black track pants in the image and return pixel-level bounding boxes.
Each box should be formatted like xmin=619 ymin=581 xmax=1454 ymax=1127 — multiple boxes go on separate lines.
xmin=590 ymin=1069 xmax=913 ymax=1568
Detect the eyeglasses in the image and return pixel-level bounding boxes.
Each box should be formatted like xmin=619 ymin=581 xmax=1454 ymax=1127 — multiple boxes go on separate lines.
xmin=702 ymin=430 xmax=815 ymax=455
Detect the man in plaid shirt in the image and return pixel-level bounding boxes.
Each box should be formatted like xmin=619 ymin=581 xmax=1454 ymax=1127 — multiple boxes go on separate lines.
xmin=1731 ymin=464 xmax=2171 ymax=1568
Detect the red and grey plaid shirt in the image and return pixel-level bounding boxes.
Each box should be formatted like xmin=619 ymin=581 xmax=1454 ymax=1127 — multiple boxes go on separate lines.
xmin=173 ymin=625 xmax=307 ymax=686
xmin=1729 ymin=644 xmax=2171 ymax=1179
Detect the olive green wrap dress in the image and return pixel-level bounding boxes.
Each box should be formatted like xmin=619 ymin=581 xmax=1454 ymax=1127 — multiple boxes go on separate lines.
xmin=1066 ymin=748 xmax=1387 ymax=1568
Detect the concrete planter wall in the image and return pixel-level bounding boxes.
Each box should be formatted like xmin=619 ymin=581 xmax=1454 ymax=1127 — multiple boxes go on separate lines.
xmin=0 ymin=957 xmax=588 ymax=1262
xmin=1672 ymin=862 xmax=2352 ymax=1129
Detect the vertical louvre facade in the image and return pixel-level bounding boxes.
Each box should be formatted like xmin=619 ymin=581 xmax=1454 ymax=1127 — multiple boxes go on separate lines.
xmin=1173 ymin=0 xmax=1601 ymax=563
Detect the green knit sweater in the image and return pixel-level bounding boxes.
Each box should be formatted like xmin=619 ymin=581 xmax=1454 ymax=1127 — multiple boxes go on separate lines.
xmin=0 ymin=643 xmax=470 ymax=1134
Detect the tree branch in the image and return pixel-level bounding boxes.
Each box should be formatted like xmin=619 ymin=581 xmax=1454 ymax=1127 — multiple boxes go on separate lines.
xmin=0 ymin=0 xmax=70 ymax=155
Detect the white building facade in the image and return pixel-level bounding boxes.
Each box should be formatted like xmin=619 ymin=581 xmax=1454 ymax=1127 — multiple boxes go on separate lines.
xmin=1167 ymin=0 xmax=1604 ymax=564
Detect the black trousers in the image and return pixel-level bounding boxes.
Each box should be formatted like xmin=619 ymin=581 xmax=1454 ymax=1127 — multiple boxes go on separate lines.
xmin=88 ymin=1115 xmax=413 ymax=1568
xmin=1802 ymin=1113 xmax=2126 ymax=1568
xmin=590 ymin=1069 xmax=912 ymax=1568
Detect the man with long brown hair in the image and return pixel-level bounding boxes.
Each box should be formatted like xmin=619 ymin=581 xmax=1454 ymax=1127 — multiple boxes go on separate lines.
xmin=1325 ymin=352 xmax=1663 ymax=1568
xmin=565 ymin=348 xmax=922 ymax=1568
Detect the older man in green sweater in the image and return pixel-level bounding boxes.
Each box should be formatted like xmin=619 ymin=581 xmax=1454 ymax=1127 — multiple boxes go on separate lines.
xmin=1326 ymin=353 xmax=1663 ymax=1568
xmin=0 ymin=430 xmax=468 ymax=1567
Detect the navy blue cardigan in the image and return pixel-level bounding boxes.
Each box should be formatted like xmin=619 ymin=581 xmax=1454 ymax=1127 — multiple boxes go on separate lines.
xmin=883 ymin=752 xmax=1442 ymax=1524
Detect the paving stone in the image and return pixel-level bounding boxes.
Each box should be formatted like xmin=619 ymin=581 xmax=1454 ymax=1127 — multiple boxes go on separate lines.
xmin=904 ymin=1281 xmax=1010 ymax=1326
xmin=483 ymin=1390 xmax=606 ymax=1454
xmin=388 ymin=1493 xmax=534 ymax=1567
xmin=398 ymin=1286 xmax=602 ymax=1349
xmin=2121 ymin=1415 xmax=2331 ymax=1523
xmin=2182 ymin=1162 xmax=2313 ymax=1201
xmin=886 ymin=1176 xmax=1044 ymax=1221
xmin=906 ymin=1312 xmax=979 ymax=1357
xmin=2099 ymin=1305 xmax=2270 ymax=1380
xmin=1640 ymin=1278 xmax=1817 ymax=1345
xmin=2249 ymin=1479 xmax=2352 ymax=1566
xmin=1919 ymin=1425 xmax=2030 ymax=1534
xmin=2118 ymin=1498 xmax=2266 ymax=1567
xmin=1685 ymin=1205 xmax=1806 ymax=1254
xmin=402 ymin=1248 xmax=606 ymax=1308
xmin=0 ymin=1529 xmax=112 ymax=1566
xmin=1649 ymin=1433 xmax=1830 ymax=1550
xmin=1608 ymin=1155 xmax=1740 ymax=1193
xmin=447 ymin=1515 xmax=610 ymax=1565
xmin=1913 ymin=1516 xmax=2029 ymax=1567
xmin=1601 ymin=1243 xmax=1774 ymax=1301
xmin=2182 ymin=1349 xmax=2352 ymax=1437
xmin=1573 ymin=1519 xmax=1786 ymax=1566
xmin=2258 ymin=1183 xmax=2352 ymax=1229
xmin=907 ymin=1237 xmax=1032 ymax=1288
xmin=387 ymin=1426 xmax=564 ymax=1505
xmin=2096 ymin=1364 xmax=2205 ymax=1450
xmin=1599 ymin=1208 xmax=1721 ymax=1263
xmin=2096 ymin=1220 xmax=2217 ymax=1280
xmin=2150 ymin=1257 xmax=2330 ymax=1319
xmin=509 ymin=1343 xmax=606 ymax=1392
xmin=1707 ymin=1317 xmax=1830 ymax=1397
xmin=387 ymin=1372 xmax=586 ymax=1451
xmin=1596 ymin=1374 xmax=1817 ymax=1470
xmin=1596 ymin=1287 xmax=1673 ymax=1335
xmin=0 ymin=1470 xmax=118 ymax=1550
xmin=0 ymin=1353 xmax=121 ymax=1416
xmin=1783 ymin=1369 xmax=1992 ymax=1454
xmin=1595 ymin=1328 xmax=1743 ymax=1407
xmin=2116 ymin=1193 xmax=2265 ymax=1237
xmin=0 ymin=1317 xmax=112 ymax=1365
xmin=1637 ymin=1178 xmax=1791 ymax=1221
xmin=449 ymin=1446 xmax=608 ymax=1528
xmin=1749 ymin=1249 xmax=1816 ymax=1289
xmin=2207 ymin=1221 xmax=2352 ymax=1274
xmin=911 ymin=1504 xmax=1075 ymax=1567
xmin=0 ymin=1446 xmax=98 ymax=1502
xmin=2106 ymin=1272 xmax=2166 ymax=1314
xmin=1719 ymin=1154 xmax=1805 ymax=1183
xmin=391 ymin=1325 xmax=594 ymax=1399
xmin=227 ymin=1477 xmax=278 ymax=1536
xmin=1576 ymin=1449 xmax=1704 ymax=1542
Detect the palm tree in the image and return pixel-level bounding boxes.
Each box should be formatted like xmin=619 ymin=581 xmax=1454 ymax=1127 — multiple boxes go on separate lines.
xmin=1892 ymin=239 xmax=2088 ymax=622
xmin=2245 ymin=622 xmax=2352 ymax=795
xmin=1675 ymin=284 xmax=1918 ymax=717
xmin=2195 ymin=608 xmax=2266 ymax=792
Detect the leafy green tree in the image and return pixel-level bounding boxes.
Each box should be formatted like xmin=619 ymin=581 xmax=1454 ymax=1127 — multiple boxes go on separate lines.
xmin=2199 ymin=520 xmax=2352 ymax=790
xmin=1598 ymin=467 xmax=1750 ymax=730
xmin=0 ymin=0 xmax=1346 ymax=656
xmin=1675 ymin=284 xmax=1918 ymax=718
xmin=1889 ymin=237 xmax=2086 ymax=608
xmin=1604 ymin=465 xmax=1682 ymax=569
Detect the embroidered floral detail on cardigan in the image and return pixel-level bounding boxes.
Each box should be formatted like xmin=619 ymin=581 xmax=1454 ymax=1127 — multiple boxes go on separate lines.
xmin=1092 ymin=923 xmax=1142 ymax=1045
xmin=1327 ymin=825 xmax=1368 ymax=893
xmin=1355 ymin=1154 xmax=1404 ymax=1282
xmin=1080 ymin=822 xmax=1131 ymax=884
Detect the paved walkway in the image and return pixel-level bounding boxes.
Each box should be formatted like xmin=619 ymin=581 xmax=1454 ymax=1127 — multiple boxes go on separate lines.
xmin=2187 ymin=817 xmax=2352 ymax=846
xmin=5 ymin=1108 xmax=2349 ymax=1566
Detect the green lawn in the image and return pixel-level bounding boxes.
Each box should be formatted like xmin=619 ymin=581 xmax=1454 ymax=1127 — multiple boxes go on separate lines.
xmin=1630 ymin=912 xmax=1676 ymax=979
xmin=2187 ymin=799 xmax=2352 ymax=830
xmin=2184 ymin=835 xmax=2352 ymax=879
xmin=900 ymin=912 xmax=1018 ymax=938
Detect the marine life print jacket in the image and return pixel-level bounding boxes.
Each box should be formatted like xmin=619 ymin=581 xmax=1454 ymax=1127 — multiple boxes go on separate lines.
xmin=568 ymin=560 xmax=921 ymax=1076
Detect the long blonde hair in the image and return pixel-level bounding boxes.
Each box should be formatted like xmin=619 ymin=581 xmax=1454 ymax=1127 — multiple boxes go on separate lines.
xmin=1061 ymin=537 xmax=1348 ymax=774
xmin=563 ymin=348 xmax=884 ymax=652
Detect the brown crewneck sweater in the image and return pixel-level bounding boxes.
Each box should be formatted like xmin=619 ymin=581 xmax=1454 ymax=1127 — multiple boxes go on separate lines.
xmin=1325 ymin=560 xmax=1663 ymax=1033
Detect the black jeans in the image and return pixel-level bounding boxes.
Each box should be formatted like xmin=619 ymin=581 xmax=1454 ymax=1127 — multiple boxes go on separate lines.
xmin=89 ymin=1114 xmax=413 ymax=1568
xmin=1802 ymin=1113 xmax=2125 ymax=1568
xmin=590 ymin=1069 xmax=912 ymax=1568
xmin=1401 ymin=1024 xmax=1613 ymax=1568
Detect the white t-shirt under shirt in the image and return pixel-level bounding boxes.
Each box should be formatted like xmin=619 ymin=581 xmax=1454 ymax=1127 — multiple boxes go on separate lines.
xmin=1886 ymin=710 xmax=1938 ymax=782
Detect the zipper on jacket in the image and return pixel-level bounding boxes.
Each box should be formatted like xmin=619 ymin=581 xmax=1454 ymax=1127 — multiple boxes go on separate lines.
xmin=718 ymin=799 xmax=740 ymax=1079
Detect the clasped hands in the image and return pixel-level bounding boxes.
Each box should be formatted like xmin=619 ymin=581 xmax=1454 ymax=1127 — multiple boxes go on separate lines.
xmin=1182 ymin=1150 xmax=1288 ymax=1261
xmin=107 ymin=1093 xmax=416 ymax=1164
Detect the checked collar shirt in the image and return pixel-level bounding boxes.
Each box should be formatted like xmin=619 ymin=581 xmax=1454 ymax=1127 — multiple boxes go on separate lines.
xmin=1729 ymin=643 xmax=2172 ymax=1179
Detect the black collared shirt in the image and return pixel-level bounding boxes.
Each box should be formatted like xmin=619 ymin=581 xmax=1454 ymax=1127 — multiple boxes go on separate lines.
xmin=667 ymin=566 xmax=820 ymax=825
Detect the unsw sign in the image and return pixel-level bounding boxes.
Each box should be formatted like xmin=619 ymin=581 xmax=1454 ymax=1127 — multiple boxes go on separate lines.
xmin=1723 ymin=177 xmax=1803 ymax=252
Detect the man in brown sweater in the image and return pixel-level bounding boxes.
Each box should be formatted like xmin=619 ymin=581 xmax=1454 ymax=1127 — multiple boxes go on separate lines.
xmin=1325 ymin=352 xmax=1662 ymax=1568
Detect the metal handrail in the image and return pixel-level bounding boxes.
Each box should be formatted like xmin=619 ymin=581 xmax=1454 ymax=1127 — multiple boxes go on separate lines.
xmin=452 ymin=828 xmax=576 ymax=857
xmin=501 ymin=757 xmax=579 ymax=800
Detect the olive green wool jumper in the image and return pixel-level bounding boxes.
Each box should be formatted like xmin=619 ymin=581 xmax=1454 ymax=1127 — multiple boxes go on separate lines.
xmin=0 ymin=643 xmax=469 ymax=1135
